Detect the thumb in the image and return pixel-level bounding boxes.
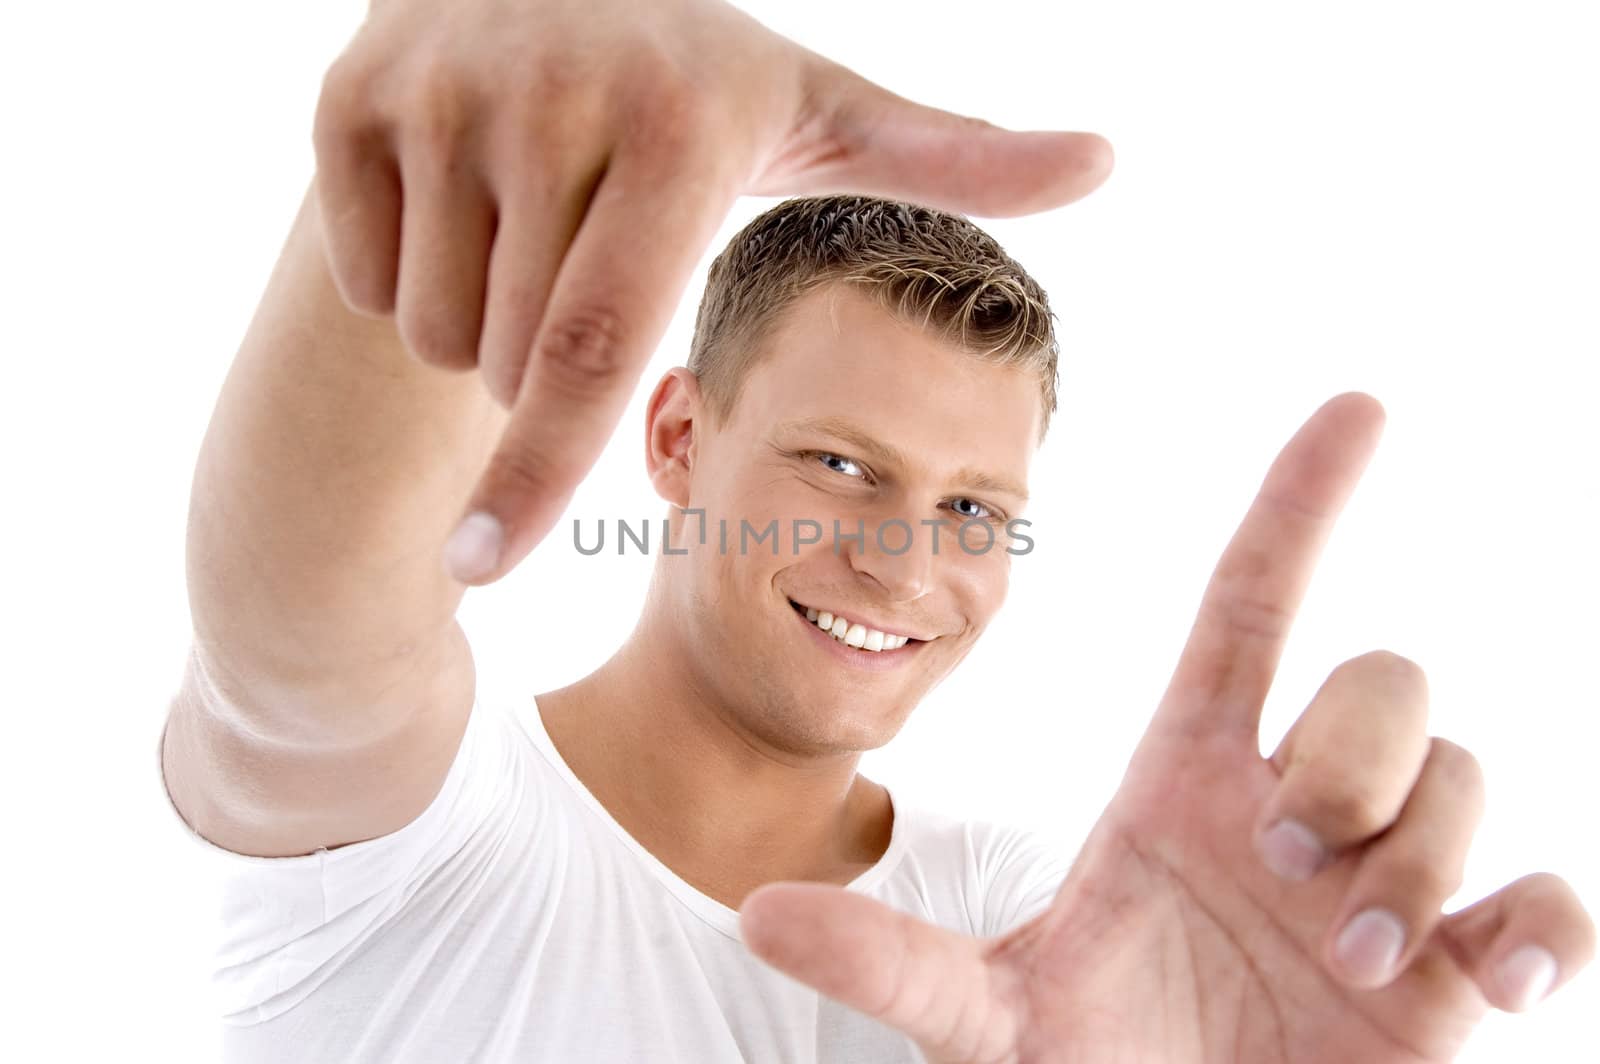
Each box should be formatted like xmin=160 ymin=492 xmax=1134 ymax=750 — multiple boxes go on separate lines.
xmin=739 ymin=882 xmax=1015 ymax=1064
xmin=762 ymin=57 xmax=1114 ymax=218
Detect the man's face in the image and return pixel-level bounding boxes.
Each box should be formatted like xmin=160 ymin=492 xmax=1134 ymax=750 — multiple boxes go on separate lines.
xmin=668 ymin=283 xmax=1042 ymax=757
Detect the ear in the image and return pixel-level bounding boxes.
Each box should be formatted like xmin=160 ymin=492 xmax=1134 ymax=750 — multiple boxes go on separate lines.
xmin=644 ymin=367 xmax=704 ymax=507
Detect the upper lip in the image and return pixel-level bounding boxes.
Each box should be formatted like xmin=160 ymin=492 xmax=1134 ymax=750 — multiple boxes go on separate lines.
xmin=787 ymin=596 xmax=933 ymax=641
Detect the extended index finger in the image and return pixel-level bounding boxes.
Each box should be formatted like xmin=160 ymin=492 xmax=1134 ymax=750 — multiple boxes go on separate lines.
xmin=444 ymin=148 xmax=739 ymax=585
xmin=1151 ymin=392 xmax=1387 ymax=741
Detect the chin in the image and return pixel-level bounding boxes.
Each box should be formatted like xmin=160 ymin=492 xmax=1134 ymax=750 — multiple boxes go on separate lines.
xmin=730 ymin=680 xmax=888 ymax=757
xmin=796 ymin=696 xmax=910 ymax=755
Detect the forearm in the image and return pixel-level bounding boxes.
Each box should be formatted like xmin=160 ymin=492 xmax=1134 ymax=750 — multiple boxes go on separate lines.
xmin=184 ymin=177 xmax=508 ymax=737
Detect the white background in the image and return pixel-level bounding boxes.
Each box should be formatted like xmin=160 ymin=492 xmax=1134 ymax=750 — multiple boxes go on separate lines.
xmin=2 ymin=0 xmax=1595 ymax=1060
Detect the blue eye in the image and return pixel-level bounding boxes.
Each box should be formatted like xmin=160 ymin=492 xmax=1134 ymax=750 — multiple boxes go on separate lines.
xmin=948 ymin=497 xmax=995 ymax=520
xmin=812 ymin=452 xmax=866 ymax=478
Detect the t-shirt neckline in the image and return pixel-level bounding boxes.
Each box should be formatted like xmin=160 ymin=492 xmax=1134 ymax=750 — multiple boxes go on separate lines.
xmin=510 ymin=693 xmax=911 ymax=940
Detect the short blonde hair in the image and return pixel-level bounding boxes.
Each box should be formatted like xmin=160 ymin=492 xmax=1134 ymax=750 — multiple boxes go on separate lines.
xmin=686 ymin=194 xmax=1060 ymax=441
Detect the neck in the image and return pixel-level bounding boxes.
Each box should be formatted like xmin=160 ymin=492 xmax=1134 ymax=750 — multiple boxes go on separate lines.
xmin=534 ymin=602 xmax=894 ymax=911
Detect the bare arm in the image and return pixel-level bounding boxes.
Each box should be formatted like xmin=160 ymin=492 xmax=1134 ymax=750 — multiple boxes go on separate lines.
xmin=162 ymin=0 xmax=1112 ymax=859
xmin=161 ymin=180 xmax=509 ymax=858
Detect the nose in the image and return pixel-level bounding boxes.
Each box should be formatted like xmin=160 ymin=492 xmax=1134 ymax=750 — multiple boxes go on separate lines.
xmin=845 ymin=515 xmax=933 ymax=603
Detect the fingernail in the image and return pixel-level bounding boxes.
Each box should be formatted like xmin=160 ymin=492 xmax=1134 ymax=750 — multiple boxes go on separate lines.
xmin=1258 ymin=818 xmax=1327 ymax=881
xmin=1335 ymin=908 xmax=1406 ymax=986
xmin=1497 ymin=944 xmax=1558 ymax=1011
xmin=445 ymin=511 xmax=503 ymax=582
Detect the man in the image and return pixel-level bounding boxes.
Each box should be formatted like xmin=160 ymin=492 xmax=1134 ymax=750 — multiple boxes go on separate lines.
xmin=158 ymin=0 xmax=1594 ymax=1060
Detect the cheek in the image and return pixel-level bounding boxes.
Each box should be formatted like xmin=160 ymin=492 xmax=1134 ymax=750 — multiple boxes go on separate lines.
xmin=950 ymin=550 xmax=1011 ymax=623
xmin=697 ymin=527 xmax=781 ymax=613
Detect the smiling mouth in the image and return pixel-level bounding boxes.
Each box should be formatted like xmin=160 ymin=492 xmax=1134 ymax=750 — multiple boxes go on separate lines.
xmin=787 ymin=597 xmax=925 ymax=653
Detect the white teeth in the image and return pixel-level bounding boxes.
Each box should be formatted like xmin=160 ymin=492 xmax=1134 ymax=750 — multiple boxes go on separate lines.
xmin=794 ymin=599 xmax=913 ymax=653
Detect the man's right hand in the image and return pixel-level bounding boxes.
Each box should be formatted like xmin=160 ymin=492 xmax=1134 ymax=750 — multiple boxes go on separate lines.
xmin=312 ymin=0 xmax=1113 ymax=586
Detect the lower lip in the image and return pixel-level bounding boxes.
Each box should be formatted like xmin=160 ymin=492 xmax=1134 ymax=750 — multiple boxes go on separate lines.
xmin=788 ymin=600 xmax=926 ymax=673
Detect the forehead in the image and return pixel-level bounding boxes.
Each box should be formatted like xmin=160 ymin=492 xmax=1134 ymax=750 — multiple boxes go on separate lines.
xmin=728 ymin=284 xmax=1040 ymax=485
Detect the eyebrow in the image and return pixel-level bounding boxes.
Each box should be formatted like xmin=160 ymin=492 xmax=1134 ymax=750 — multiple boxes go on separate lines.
xmin=774 ymin=415 xmax=1030 ymax=503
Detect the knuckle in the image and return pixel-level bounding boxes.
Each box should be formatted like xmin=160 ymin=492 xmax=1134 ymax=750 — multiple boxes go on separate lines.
xmin=536 ymin=305 xmax=630 ymax=391
xmin=1204 ymin=580 xmax=1294 ymax=643
xmin=317 ymin=54 xmax=370 ymax=116
xmin=1302 ymin=779 xmax=1392 ymax=838
xmin=489 ymin=440 xmax=563 ymax=501
xmin=497 ymin=59 xmax=587 ymax=139
xmin=313 ymin=69 xmax=366 ymax=154
xmin=404 ymin=58 xmax=475 ymax=157
xmin=619 ymin=60 xmax=713 ymax=154
xmin=653 ymin=98 xmax=714 ymax=156
xmin=530 ymin=53 xmax=587 ymax=103
xmin=647 ymin=78 xmax=704 ymax=136
xmin=1384 ymin=854 xmax=1461 ymax=902
xmin=492 ymin=96 xmax=578 ymax=179
xmin=625 ymin=46 xmax=695 ymax=100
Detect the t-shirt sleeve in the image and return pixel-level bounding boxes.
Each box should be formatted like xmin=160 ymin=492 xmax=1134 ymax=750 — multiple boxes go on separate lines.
xmin=155 ymin=693 xmax=522 ymax=1025
xmin=976 ymin=821 xmax=1075 ymax=938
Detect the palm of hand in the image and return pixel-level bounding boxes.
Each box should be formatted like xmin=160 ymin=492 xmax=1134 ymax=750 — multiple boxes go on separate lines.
xmin=993 ymin=730 xmax=1484 ymax=1063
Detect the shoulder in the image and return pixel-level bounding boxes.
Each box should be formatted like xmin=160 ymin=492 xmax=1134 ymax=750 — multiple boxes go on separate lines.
xmin=885 ymin=796 xmax=1074 ymax=938
xmin=964 ymin=816 xmax=1074 ymax=937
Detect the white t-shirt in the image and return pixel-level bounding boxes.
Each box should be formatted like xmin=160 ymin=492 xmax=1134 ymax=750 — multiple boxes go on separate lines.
xmin=156 ymin=691 xmax=1072 ymax=1063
